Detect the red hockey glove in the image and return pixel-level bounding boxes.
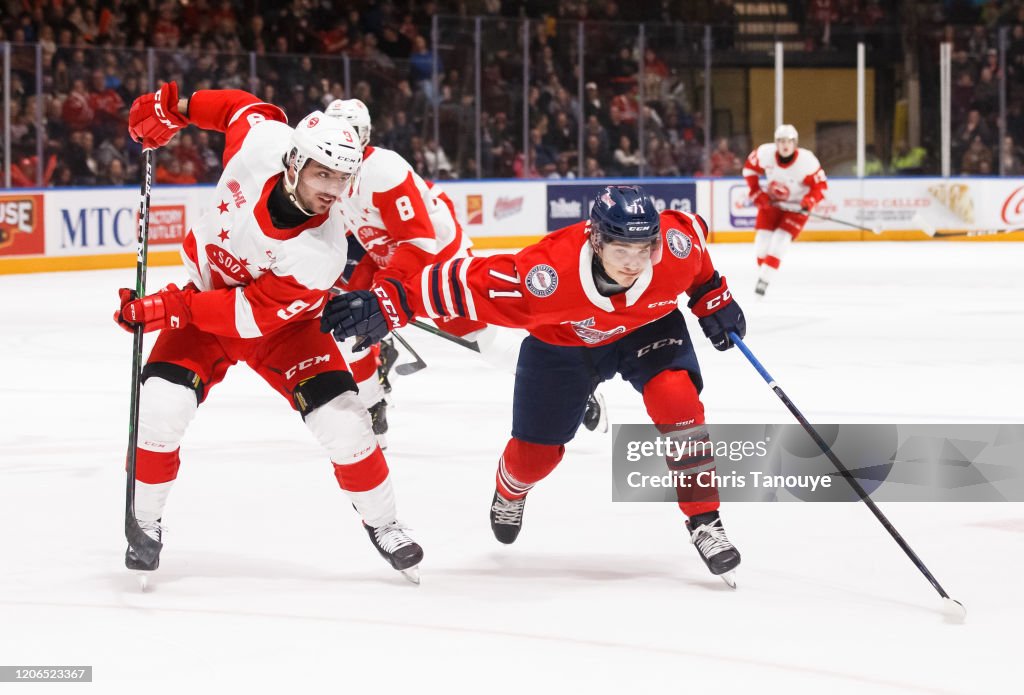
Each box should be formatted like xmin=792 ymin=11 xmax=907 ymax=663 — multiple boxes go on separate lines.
xmin=800 ymin=194 xmax=818 ymax=212
xmin=128 ymin=82 xmax=188 ymax=149
xmin=320 ymin=279 xmax=414 ymax=351
xmin=687 ymin=273 xmax=746 ymax=351
xmin=752 ymin=191 xmax=772 ymax=211
xmin=115 ymin=284 xmax=195 ymax=333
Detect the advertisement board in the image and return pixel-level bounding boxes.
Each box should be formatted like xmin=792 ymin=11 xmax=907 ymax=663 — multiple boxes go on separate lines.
xmin=0 ymin=194 xmax=45 ymax=256
xmin=546 ymin=181 xmax=698 ymax=232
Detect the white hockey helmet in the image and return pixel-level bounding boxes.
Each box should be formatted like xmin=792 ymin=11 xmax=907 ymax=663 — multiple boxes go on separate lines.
xmin=774 ymin=124 xmax=799 ymax=143
xmin=288 ymin=110 xmax=363 ymax=175
xmin=325 ymin=98 xmax=372 ymax=147
xmin=284 ymin=111 xmax=362 ymax=214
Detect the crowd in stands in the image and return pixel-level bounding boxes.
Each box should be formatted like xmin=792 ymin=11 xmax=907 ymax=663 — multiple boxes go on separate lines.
xmin=2 ymin=0 xmax=1024 ymax=186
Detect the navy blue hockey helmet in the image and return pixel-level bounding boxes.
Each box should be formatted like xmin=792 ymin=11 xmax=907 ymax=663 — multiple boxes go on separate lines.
xmin=589 ymin=185 xmax=660 ymax=246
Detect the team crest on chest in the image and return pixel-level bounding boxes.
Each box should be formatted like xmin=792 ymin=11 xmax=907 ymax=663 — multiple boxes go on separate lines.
xmin=571 ymin=317 xmax=626 ymax=344
xmin=525 ymin=264 xmax=558 ymax=297
xmin=666 ymin=229 xmax=692 ymax=259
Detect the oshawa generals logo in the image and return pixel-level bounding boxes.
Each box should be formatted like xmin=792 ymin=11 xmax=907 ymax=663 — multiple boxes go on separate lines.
xmin=570 ymin=317 xmax=626 ymax=345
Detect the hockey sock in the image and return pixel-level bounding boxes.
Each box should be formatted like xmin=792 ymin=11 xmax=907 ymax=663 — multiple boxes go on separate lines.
xmin=496 ymin=438 xmax=565 ymax=499
xmin=642 ymin=370 xmax=720 ymax=517
xmin=334 ymin=446 xmax=395 ymax=527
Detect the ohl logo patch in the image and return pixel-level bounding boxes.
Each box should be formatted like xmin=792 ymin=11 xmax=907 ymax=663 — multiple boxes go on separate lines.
xmin=666 ymin=229 xmax=692 ymax=259
xmin=525 ymin=264 xmax=558 ymax=297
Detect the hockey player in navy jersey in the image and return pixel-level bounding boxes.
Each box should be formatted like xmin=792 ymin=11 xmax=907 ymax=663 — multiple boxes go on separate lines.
xmin=321 ymin=185 xmax=745 ymax=584
xmin=116 ymin=82 xmax=423 ymax=583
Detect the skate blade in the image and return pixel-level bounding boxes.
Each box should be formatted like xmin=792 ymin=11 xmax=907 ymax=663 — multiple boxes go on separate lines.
xmin=400 ymin=566 xmax=421 ymax=585
xmin=375 ymin=434 xmax=388 ymax=450
xmin=943 ymin=598 xmax=966 ymax=622
xmin=135 ymin=571 xmax=154 ymax=592
xmin=719 ymin=570 xmax=737 ymax=589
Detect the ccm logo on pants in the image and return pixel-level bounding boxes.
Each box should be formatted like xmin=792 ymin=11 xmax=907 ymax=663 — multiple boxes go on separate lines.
xmin=637 ymin=338 xmax=684 ymax=358
xmin=286 ymin=354 xmax=332 ymax=379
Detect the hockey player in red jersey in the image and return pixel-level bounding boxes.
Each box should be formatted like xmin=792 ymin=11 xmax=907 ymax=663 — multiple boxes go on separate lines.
xmin=743 ymin=124 xmax=828 ymax=296
xmin=320 ymin=185 xmax=746 ymax=583
xmin=115 ymin=82 xmax=423 ymax=582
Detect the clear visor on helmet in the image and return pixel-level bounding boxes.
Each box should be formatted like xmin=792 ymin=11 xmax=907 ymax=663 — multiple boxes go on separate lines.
xmin=595 ymin=234 xmax=663 ymax=266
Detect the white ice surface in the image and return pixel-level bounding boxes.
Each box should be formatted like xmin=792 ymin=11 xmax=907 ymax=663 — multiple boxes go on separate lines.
xmin=1 ymin=242 xmax=1022 ymax=694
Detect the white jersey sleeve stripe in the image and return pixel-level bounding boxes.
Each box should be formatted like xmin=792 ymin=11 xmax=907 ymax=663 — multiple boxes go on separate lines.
xmin=234 ymin=290 xmax=262 ymax=339
xmin=459 ymin=256 xmax=477 ymax=321
xmin=420 ymin=266 xmax=440 ymax=319
xmin=677 ymin=211 xmax=708 ymax=252
xmin=227 ymin=102 xmax=274 ymax=127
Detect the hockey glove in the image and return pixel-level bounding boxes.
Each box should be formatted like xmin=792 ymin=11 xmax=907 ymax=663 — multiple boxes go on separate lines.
xmin=115 ymin=283 xmax=195 ymax=333
xmin=752 ymin=191 xmax=772 ymax=211
xmin=129 ymin=81 xmax=188 ymax=149
xmin=320 ymin=279 xmax=414 ymax=351
xmin=800 ymin=194 xmax=818 ymax=212
xmin=687 ymin=272 xmax=746 ymax=351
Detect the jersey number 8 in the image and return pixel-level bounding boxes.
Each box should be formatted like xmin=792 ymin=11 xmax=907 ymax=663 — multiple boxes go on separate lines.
xmin=395 ymin=195 xmax=415 ymax=221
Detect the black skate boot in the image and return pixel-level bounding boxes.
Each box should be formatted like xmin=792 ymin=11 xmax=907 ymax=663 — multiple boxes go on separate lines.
xmin=754 ymin=279 xmax=769 ymax=296
xmin=685 ymin=510 xmax=741 ymax=588
xmin=377 ymin=336 xmax=398 ymax=394
xmin=583 ymin=391 xmax=608 ymax=433
xmin=363 ymin=520 xmax=423 ymax=584
xmin=368 ymin=399 xmax=388 ymax=449
xmin=490 ymin=490 xmax=527 ymax=544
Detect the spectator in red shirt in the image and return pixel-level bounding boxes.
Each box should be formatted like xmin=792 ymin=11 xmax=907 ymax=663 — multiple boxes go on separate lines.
xmin=710 ymin=137 xmax=742 ymax=176
xmin=61 ymin=79 xmax=94 ymax=132
xmin=88 ymin=69 xmax=126 ymax=140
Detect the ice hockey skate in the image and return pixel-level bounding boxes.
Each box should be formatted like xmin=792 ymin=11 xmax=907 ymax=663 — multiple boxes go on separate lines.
xmin=583 ymin=390 xmax=608 ymax=433
xmin=363 ymin=521 xmax=423 ymax=584
xmin=685 ymin=511 xmax=741 ymax=588
xmin=490 ymin=489 xmax=527 ymax=544
xmin=125 ymin=519 xmax=163 ymax=590
xmin=368 ymin=399 xmax=388 ymax=449
xmin=755 ymin=279 xmax=769 ymax=296
xmin=377 ymin=336 xmax=398 ymax=394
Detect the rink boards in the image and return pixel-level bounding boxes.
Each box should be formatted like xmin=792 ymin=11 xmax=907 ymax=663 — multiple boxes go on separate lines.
xmin=2 ymin=176 xmax=1023 ymax=274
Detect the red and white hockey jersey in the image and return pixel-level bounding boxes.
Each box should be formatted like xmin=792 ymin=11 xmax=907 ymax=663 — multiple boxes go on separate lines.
xmin=337 ymin=145 xmax=468 ymax=289
xmin=742 ymin=143 xmax=827 ymax=207
xmin=400 ymin=210 xmax=717 ymax=347
xmin=178 ymin=90 xmax=348 ymax=339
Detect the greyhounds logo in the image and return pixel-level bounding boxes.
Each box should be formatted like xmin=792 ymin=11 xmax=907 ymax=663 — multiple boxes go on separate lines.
xmin=666 ymin=229 xmax=692 ymax=259
xmin=571 ymin=317 xmax=626 ymax=345
xmin=525 ymin=264 xmax=558 ymax=297
xmin=205 ymin=244 xmax=253 ymax=284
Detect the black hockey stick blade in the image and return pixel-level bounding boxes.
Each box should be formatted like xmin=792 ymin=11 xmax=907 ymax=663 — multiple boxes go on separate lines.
xmin=392 ymin=331 xmax=427 ymax=376
xmin=125 ymin=514 xmax=163 ymax=565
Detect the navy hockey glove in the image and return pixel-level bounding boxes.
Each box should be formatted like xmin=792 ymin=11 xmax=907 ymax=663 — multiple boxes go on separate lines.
xmin=687 ymin=272 xmax=746 ymax=351
xmin=320 ymin=279 xmax=413 ymax=350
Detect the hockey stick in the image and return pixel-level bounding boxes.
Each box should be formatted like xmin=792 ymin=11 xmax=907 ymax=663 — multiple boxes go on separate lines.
xmin=124 ymin=149 xmax=162 ymax=566
xmin=391 ymin=330 xmax=427 ymax=376
xmin=920 ymin=224 xmax=1024 ymax=239
xmin=409 ymin=319 xmax=481 ymax=352
xmin=774 ymin=204 xmax=882 ymax=234
xmin=727 ymin=331 xmax=966 ymax=619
